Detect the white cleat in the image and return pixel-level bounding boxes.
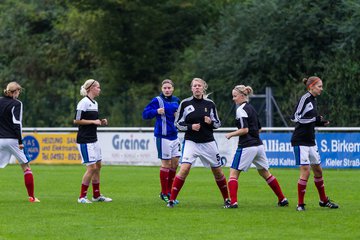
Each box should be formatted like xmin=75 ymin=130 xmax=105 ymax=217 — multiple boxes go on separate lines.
xmin=92 ymin=195 xmax=112 ymax=202
xmin=78 ymin=197 xmax=92 ymax=204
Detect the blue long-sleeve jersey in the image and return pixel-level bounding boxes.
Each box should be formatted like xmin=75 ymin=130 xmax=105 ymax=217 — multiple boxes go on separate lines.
xmin=142 ymin=94 xmax=180 ymax=140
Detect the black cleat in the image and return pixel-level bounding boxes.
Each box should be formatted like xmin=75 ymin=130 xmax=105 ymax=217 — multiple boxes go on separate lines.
xmin=224 ymin=199 xmax=238 ymax=209
xmin=223 ymin=198 xmax=231 ymax=208
xmin=296 ymin=204 xmax=306 ymax=211
xmin=319 ymin=197 xmax=339 ymax=209
xmin=278 ymin=198 xmax=289 ymax=207
xmin=159 ymin=193 xmax=169 ymax=203
xmin=167 ymin=200 xmax=175 ymax=208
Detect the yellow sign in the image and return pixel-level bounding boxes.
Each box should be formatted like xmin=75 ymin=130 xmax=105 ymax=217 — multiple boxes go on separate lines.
xmin=23 ymin=133 xmax=81 ymax=164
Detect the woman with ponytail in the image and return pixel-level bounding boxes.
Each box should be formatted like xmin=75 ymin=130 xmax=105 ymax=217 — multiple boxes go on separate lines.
xmin=291 ymin=76 xmax=338 ymax=211
xmin=225 ymin=85 xmax=288 ymax=208
xmin=74 ymin=79 xmax=112 ymax=204
xmin=0 ymin=82 xmax=40 ymax=202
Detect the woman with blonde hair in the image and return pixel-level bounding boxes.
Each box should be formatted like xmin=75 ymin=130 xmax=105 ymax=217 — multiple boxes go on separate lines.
xmin=225 ymin=85 xmax=288 ymax=208
xmin=74 ymin=79 xmax=112 ymax=204
xmin=167 ymin=78 xmax=230 ymax=208
xmin=0 ymin=82 xmax=40 ymax=202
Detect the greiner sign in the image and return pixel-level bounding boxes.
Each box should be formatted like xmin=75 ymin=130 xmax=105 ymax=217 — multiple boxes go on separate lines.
xmin=112 ymin=134 xmax=150 ymax=150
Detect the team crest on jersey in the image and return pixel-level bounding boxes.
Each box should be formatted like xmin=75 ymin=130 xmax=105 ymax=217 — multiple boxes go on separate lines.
xmin=205 ymin=107 xmax=207 ymax=112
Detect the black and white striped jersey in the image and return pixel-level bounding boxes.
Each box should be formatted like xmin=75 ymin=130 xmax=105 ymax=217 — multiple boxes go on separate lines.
xmin=74 ymin=96 xmax=99 ymax=144
xmin=175 ymin=96 xmax=221 ymax=143
xmin=290 ymin=92 xmax=326 ymax=146
xmin=235 ymin=102 xmax=263 ymax=148
xmin=0 ymin=96 xmax=23 ymax=144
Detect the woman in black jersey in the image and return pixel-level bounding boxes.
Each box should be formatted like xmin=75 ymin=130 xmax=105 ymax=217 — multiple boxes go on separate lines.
xmin=0 ymin=82 xmax=39 ymax=202
xmin=167 ymin=78 xmax=230 ymax=208
xmin=74 ymin=79 xmax=112 ymax=204
xmin=291 ymin=76 xmax=338 ymax=211
xmin=225 ymin=85 xmax=288 ymax=208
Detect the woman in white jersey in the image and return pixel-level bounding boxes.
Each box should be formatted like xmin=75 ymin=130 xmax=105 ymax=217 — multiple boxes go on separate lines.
xmin=74 ymin=79 xmax=112 ymax=204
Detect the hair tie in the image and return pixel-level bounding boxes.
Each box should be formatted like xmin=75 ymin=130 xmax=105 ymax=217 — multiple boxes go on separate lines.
xmin=307 ymin=78 xmax=320 ymax=89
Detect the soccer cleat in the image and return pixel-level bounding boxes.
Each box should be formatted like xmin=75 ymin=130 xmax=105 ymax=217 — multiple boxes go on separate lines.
xmin=29 ymin=197 xmax=40 ymax=203
xmin=278 ymin=198 xmax=289 ymax=207
xmin=160 ymin=193 xmax=169 ymax=203
xmin=319 ymin=197 xmax=339 ymax=209
xmin=296 ymin=204 xmax=306 ymax=211
xmin=92 ymin=195 xmax=112 ymax=202
xmin=167 ymin=200 xmax=175 ymax=208
xmin=78 ymin=197 xmax=92 ymax=204
xmin=225 ymin=202 xmax=238 ymax=209
xmin=167 ymin=193 xmax=179 ymax=205
xmin=224 ymin=199 xmax=238 ymax=208
xmin=223 ymin=198 xmax=231 ymax=208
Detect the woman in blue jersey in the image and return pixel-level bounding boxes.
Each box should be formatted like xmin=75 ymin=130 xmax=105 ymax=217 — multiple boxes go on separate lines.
xmin=0 ymin=82 xmax=40 ymax=202
xmin=167 ymin=78 xmax=230 ymax=208
xmin=74 ymin=79 xmax=112 ymax=204
xmin=142 ymin=79 xmax=181 ymax=203
xmin=291 ymin=76 xmax=338 ymax=211
xmin=225 ymin=85 xmax=288 ymax=208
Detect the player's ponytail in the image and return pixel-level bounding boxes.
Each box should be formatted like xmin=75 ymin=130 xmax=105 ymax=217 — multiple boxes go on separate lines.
xmin=80 ymin=79 xmax=97 ymax=96
xmin=233 ymin=85 xmax=253 ymax=100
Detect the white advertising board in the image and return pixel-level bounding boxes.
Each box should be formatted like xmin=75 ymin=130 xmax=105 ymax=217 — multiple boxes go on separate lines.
xmin=98 ymin=132 xmax=238 ymax=167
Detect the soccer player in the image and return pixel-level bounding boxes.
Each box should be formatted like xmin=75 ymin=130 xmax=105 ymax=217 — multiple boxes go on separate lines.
xmin=0 ymin=82 xmax=40 ymax=202
xmin=142 ymin=79 xmax=181 ymax=203
xmin=291 ymin=76 xmax=338 ymax=211
xmin=225 ymin=85 xmax=288 ymax=208
xmin=74 ymin=79 xmax=112 ymax=204
xmin=167 ymin=78 xmax=230 ymax=208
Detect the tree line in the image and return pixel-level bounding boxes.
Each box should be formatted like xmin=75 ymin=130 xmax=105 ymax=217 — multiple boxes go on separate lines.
xmin=0 ymin=0 xmax=359 ymax=127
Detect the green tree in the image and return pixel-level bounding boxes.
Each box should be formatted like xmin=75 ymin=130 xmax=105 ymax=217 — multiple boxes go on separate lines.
xmin=170 ymin=0 xmax=360 ymax=127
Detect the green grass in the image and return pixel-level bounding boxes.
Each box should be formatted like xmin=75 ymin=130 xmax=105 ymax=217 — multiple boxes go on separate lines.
xmin=0 ymin=165 xmax=359 ymax=240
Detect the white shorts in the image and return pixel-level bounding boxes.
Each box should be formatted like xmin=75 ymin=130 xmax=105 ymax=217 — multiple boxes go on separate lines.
xmin=156 ymin=137 xmax=181 ymax=160
xmin=230 ymin=145 xmax=269 ymax=172
xmin=77 ymin=141 xmax=102 ymax=166
xmin=293 ymin=145 xmax=321 ymax=165
xmin=0 ymin=139 xmax=29 ymax=168
xmin=181 ymin=140 xmax=222 ymax=168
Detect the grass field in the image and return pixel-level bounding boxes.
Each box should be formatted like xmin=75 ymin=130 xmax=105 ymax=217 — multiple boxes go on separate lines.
xmin=0 ymin=165 xmax=359 ymax=240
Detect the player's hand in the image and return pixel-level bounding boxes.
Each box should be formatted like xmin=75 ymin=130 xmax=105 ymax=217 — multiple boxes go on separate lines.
xmin=225 ymin=133 xmax=232 ymax=139
xmin=19 ymin=144 xmax=24 ymax=150
xmin=94 ymin=119 xmax=102 ymax=125
xmin=192 ymin=123 xmax=201 ymax=131
xmin=323 ymin=120 xmax=330 ymax=126
xmin=204 ymin=116 xmax=212 ymax=124
xmin=101 ymin=119 xmax=108 ymax=126
xmin=157 ymin=108 xmax=165 ymax=115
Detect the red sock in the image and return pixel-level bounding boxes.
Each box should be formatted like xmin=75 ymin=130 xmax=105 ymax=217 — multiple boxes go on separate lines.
xmin=266 ymin=175 xmax=285 ymax=201
xmin=169 ymin=175 xmax=185 ymax=201
xmin=167 ymin=168 xmax=177 ymax=195
xmin=314 ymin=176 xmax=327 ymax=202
xmin=160 ymin=167 xmax=169 ymax=194
xmin=80 ymin=183 xmax=89 ymax=198
xmin=215 ymin=174 xmax=229 ymax=201
xmin=92 ymin=182 xmax=100 ymax=198
xmin=228 ymin=177 xmax=238 ymax=204
xmin=24 ymin=169 xmax=34 ymax=198
xmin=298 ymin=178 xmax=308 ymax=205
